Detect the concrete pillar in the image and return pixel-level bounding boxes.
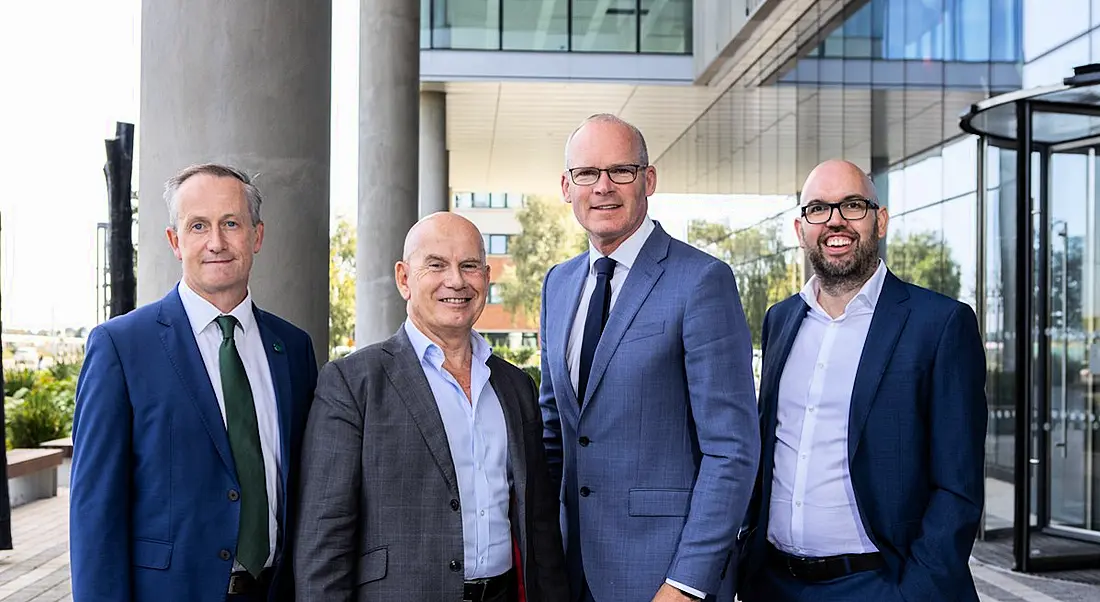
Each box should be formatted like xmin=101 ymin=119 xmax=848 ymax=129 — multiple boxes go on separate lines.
xmin=138 ymin=0 xmax=331 ymax=362
xmin=419 ymin=90 xmax=450 ymax=217
xmin=356 ymin=0 xmax=421 ymax=346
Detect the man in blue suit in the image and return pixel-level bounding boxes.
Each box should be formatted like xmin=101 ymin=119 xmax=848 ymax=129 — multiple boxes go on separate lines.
xmin=739 ymin=159 xmax=987 ymax=601
xmin=539 ymin=114 xmax=760 ymax=602
xmin=70 ymin=163 xmax=318 ymax=602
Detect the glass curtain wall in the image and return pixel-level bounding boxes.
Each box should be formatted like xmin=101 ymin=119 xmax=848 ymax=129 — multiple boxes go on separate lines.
xmin=423 ymin=0 xmax=691 ymax=53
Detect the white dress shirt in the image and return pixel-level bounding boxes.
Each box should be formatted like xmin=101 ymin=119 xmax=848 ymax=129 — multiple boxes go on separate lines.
xmin=564 ymin=216 xmax=703 ymax=598
xmin=178 ymin=281 xmax=281 ymax=569
xmin=767 ymin=260 xmax=888 ymax=557
xmin=404 ymin=320 xmax=513 ymax=579
xmin=566 ymin=216 xmax=655 ymax=393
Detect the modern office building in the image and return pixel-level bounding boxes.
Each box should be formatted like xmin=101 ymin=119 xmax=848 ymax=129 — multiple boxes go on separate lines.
xmin=132 ymin=0 xmax=1100 ymax=577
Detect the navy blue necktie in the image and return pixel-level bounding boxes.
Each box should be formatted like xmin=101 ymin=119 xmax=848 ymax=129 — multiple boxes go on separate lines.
xmin=578 ymin=257 xmax=616 ymax=403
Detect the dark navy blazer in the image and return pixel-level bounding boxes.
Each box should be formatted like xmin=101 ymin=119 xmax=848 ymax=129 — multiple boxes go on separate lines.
xmin=740 ymin=271 xmax=987 ymax=602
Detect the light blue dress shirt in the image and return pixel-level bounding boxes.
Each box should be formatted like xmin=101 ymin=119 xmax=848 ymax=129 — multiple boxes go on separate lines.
xmin=404 ymin=320 xmax=513 ymax=579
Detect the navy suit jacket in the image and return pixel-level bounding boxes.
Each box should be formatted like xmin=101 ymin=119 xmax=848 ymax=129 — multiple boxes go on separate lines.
xmin=740 ymin=272 xmax=987 ymax=601
xmin=540 ymin=223 xmax=760 ymax=601
xmin=70 ymin=287 xmax=318 ymax=602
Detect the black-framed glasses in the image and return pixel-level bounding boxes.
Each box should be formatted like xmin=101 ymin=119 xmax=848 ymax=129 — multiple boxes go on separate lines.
xmin=800 ymin=198 xmax=879 ymax=224
xmin=567 ymin=164 xmax=645 ymax=186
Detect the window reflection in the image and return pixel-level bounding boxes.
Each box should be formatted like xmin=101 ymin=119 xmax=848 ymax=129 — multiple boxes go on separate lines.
xmin=571 ymin=0 xmax=636 ymax=52
xmin=502 ymin=0 xmax=568 ymax=51
xmin=640 ymin=0 xmax=692 ymax=53
xmin=433 ymin=0 xmax=500 ymax=50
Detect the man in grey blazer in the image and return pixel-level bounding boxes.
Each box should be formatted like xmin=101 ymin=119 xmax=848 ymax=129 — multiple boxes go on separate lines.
xmin=293 ymin=212 xmax=568 ymax=602
xmin=540 ymin=114 xmax=760 ymax=601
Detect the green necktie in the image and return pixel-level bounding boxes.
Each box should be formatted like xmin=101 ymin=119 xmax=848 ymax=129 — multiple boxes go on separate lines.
xmin=215 ymin=315 xmax=269 ymax=577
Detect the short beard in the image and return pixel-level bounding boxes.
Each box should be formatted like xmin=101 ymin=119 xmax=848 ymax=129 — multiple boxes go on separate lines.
xmin=804 ymin=217 xmax=880 ymax=297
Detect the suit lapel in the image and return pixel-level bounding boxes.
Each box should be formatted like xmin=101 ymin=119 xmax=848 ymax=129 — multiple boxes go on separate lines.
xmin=580 ymin=225 xmax=669 ymax=410
xmin=381 ymin=329 xmax=460 ymax=496
xmin=848 ymin=273 xmax=911 ymax=460
xmin=489 ymin=359 xmax=528 ymax=529
xmin=759 ymin=299 xmax=809 ymax=512
xmin=157 ymin=289 xmax=236 ymax=477
xmin=255 ymin=308 xmax=293 ymax=511
xmin=552 ymin=255 xmax=589 ymax=416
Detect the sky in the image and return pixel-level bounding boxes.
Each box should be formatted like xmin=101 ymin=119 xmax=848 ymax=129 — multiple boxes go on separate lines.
xmin=0 ymin=0 xmax=791 ymax=333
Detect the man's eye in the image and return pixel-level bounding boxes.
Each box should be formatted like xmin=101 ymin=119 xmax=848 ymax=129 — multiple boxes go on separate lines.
xmin=843 ymin=201 xmax=865 ymax=210
xmin=428 ymin=263 xmax=444 ymax=269
xmin=225 ymin=220 xmax=238 ymax=228
xmin=609 ymin=167 xmax=632 ymax=176
xmin=575 ymin=169 xmax=598 ymax=178
xmin=191 ymin=223 xmax=206 ymax=231
xmin=807 ymin=205 xmax=828 ymax=214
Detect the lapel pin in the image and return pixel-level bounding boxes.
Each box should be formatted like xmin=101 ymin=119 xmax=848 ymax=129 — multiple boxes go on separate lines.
xmin=273 ymin=342 xmax=284 ymax=353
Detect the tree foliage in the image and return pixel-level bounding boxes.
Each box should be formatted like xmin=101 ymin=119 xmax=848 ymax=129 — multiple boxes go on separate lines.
xmin=499 ymin=197 xmax=587 ymax=324
xmin=888 ymin=231 xmax=961 ymax=300
xmin=330 ymin=218 xmax=356 ymax=356
xmin=688 ymin=221 xmax=799 ymax=348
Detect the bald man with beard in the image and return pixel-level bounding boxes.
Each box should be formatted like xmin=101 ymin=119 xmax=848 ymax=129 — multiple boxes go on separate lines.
xmin=737 ymin=160 xmax=987 ymax=602
xmin=293 ymin=213 xmax=568 ymax=602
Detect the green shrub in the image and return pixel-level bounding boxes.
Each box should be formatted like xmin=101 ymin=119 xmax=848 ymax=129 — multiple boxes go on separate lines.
xmin=3 ymin=367 xmax=77 ymax=449
xmin=4 ymin=368 xmax=39 ymax=397
xmin=492 ymin=345 xmax=537 ymax=367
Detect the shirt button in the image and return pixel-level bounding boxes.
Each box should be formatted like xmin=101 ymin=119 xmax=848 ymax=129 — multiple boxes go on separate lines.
xmin=808 ymin=406 xmax=816 ymax=413
xmin=816 ymin=362 xmax=825 ymax=369
xmin=800 ymin=454 xmax=807 ymax=460
xmin=480 ymin=509 xmax=486 ymax=517
xmin=580 ymin=486 xmax=591 ymax=497
xmin=450 ymin=499 xmax=460 ymax=511
xmin=795 ymin=501 xmax=803 ymax=507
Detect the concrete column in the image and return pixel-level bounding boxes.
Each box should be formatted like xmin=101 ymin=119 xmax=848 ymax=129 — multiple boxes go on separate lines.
xmin=419 ymin=90 xmax=450 ymax=217
xmin=138 ymin=0 xmax=331 ymax=362
xmin=356 ymin=0 xmax=421 ymax=346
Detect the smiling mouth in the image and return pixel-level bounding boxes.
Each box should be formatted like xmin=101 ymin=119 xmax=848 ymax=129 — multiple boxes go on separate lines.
xmin=439 ymin=297 xmax=473 ymax=305
xmin=591 ymin=203 xmax=622 ymax=211
xmin=823 ymin=234 xmax=854 ymax=248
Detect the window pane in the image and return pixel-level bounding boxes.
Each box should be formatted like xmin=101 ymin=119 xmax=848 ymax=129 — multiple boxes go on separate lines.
xmin=572 ymin=0 xmax=637 ymax=52
xmin=640 ymin=0 xmax=691 ymax=53
xmin=488 ymin=284 xmax=503 ymax=304
xmin=489 ymin=235 xmax=509 ymax=255
xmin=472 ymin=193 xmax=491 ymax=208
xmin=421 ymin=0 xmax=431 ymax=49
xmin=521 ymin=333 xmax=538 ymax=348
xmin=454 ymin=193 xmax=473 ymax=208
xmin=1022 ymin=0 xmax=1087 ymax=61
xmin=433 ymin=0 xmax=500 ymax=50
xmin=482 ymin=234 xmax=491 ymax=252
xmin=490 ymin=193 xmax=507 ymax=208
xmin=502 ymin=0 xmax=568 ymax=50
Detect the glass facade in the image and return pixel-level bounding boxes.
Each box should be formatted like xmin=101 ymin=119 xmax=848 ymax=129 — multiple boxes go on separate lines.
xmin=423 ymin=0 xmax=690 ymax=53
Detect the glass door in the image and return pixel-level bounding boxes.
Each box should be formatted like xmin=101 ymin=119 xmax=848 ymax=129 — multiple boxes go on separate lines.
xmin=1045 ymin=145 xmax=1100 ymax=541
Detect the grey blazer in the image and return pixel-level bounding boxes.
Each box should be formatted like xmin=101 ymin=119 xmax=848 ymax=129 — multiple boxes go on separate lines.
xmin=292 ymin=328 xmax=569 ymax=601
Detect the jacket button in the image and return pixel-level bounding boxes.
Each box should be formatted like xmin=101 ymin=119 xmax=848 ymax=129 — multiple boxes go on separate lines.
xmin=450 ymin=499 xmax=460 ymax=511
xmin=219 ymin=549 xmax=231 ymax=561
xmin=228 ymin=489 xmax=240 ymax=501
xmin=580 ymin=486 xmax=591 ymax=497
xmin=449 ymin=559 xmax=462 ymax=572
xmin=579 ymin=436 xmax=590 ymax=447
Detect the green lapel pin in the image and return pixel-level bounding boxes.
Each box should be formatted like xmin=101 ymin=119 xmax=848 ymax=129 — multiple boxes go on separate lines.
xmin=273 ymin=342 xmax=284 ymax=353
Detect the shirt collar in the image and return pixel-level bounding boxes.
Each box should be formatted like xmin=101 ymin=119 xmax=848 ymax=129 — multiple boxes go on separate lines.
xmin=177 ymin=280 xmax=256 ymax=338
xmin=587 ymin=215 xmax=655 ymax=273
xmin=403 ymin=318 xmax=492 ymax=367
xmin=799 ymin=259 xmax=888 ymax=316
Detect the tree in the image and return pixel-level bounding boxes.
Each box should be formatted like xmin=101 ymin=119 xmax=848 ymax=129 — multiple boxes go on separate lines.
xmin=888 ymin=231 xmax=961 ymax=300
xmin=499 ymin=197 xmax=587 ymax=324
xmin=329 ymin=218 xmax=356 ymax=356
xmin=688 ymin=221 xmax=798 ymax=348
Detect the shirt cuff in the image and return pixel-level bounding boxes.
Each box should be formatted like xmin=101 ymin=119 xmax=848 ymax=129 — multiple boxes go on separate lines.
xmin=665 ymin=579 xmax=706 ymax=599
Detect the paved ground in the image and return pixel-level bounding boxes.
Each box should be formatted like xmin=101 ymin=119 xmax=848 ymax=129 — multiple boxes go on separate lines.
xmin=2 ymin=488 xmax=1100 ymax=601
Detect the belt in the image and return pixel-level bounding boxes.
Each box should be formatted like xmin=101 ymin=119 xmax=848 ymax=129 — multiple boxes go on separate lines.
xmin=463 ymin=568 xmax=514 ymax=602
xmin=766 ymin=542 xmax=885 ymax=583
xmin=227 ymin=567 xmax=274 ymax=595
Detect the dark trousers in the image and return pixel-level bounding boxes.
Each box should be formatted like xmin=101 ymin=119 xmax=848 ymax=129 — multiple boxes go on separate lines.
xmin=741 ymin=563 xmax=903 ymax=602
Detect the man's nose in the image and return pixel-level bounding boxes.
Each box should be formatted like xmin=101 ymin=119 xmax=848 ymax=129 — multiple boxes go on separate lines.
xmin=206 ymin=228 xmax=226 ymax=251
xmin=592 ymin=170 xmax=615 ymax=194
xmin=825 ymin=205 xmax=847 ymax=227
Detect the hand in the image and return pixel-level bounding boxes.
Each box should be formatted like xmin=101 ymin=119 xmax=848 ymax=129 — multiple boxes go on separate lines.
xmin=651 ymin=583 xmax=700 ymax=602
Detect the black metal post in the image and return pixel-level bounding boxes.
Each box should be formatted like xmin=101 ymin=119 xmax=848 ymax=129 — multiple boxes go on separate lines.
xmin=1014 ymin=99 xmax=1034 ymax=572
xmin=1037 ymin=146 xmax=1052 ymax=530
xmin=0 ymin=209 xmax=10 ymax=551
xmin=104 ymin=122 xmax=136 ymax=318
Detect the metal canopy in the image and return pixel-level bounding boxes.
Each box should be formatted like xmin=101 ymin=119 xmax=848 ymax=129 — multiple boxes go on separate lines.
xmin=961 ymin=64 xmax=1100 ymax=149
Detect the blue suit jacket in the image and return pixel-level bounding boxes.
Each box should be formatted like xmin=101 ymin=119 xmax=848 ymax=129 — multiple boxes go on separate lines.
xmin=740 ymin=272 xmax=987 ymax=601
xmin=70 ymin=287 xmax=318 ymax=602
xmin=539 ymin=223 xmax=760 ymax=601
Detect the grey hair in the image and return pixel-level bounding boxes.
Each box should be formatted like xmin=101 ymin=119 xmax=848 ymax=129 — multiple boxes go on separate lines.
xmin=564 ymin=113 xmax=649 ymax=168
xmin=163 ymin=163 xmax=263 ymax=230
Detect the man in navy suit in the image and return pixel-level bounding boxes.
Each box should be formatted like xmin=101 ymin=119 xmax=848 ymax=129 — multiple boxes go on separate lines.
xmin=539 ymin=114 xmax=760 ymax=602
xmin=70 ymin=163 xmax=318 ymax=602
xmin=739 ymin=159 xmax=987 ymax=601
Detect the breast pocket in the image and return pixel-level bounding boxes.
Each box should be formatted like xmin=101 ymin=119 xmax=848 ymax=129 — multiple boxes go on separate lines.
xmin=357 ymin=546 xmax=388 ymax=585
xmin=621 ymin=321 xmax=665 ymax=345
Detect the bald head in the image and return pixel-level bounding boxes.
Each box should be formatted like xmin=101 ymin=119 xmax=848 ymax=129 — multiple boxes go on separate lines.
xmin=402 ymin=212 xmax=486 ymax=263
xmin=565 ymin=113 xmax=649 ymax=168
xmin=800 ymin=159 xmax=877 ymax=205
